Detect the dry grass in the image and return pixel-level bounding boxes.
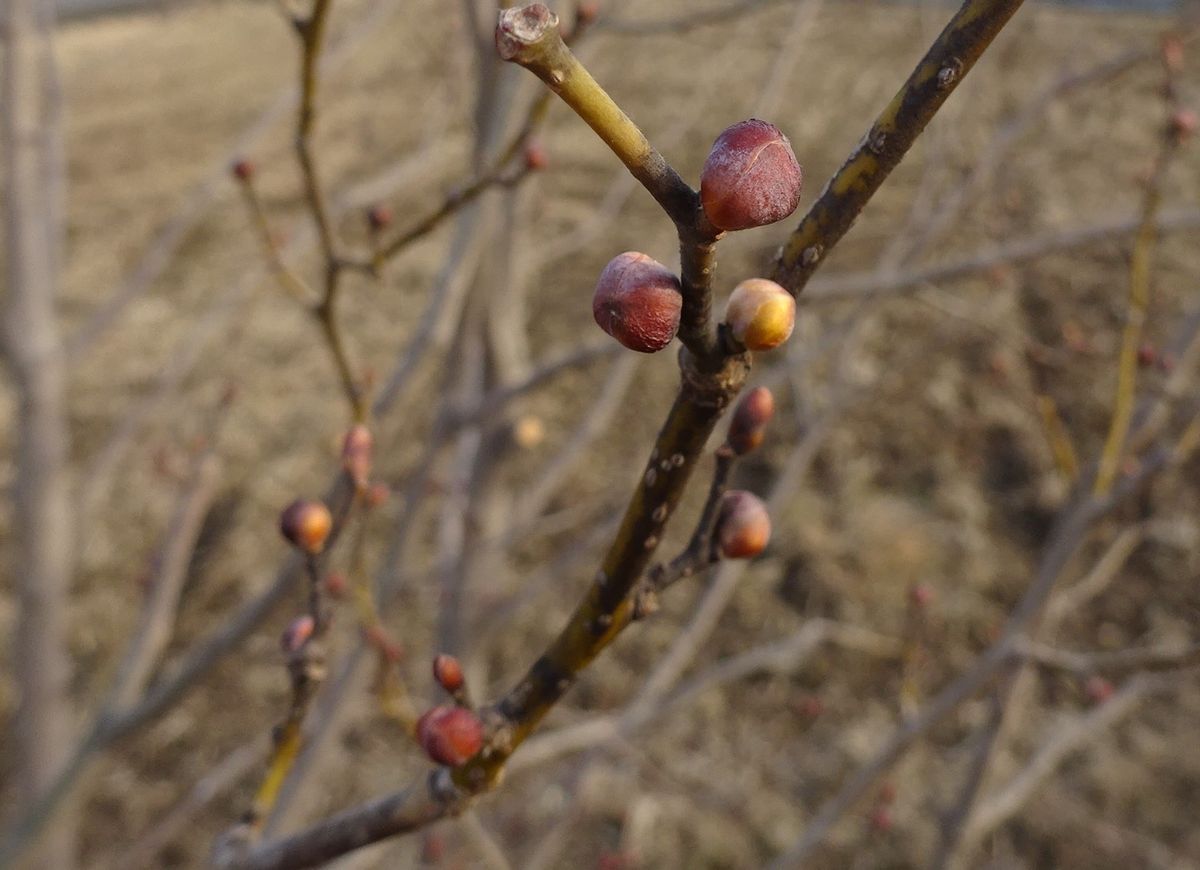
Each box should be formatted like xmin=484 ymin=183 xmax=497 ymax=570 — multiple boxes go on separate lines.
xmin=2 ymin=0 xmax=1199 ymax=867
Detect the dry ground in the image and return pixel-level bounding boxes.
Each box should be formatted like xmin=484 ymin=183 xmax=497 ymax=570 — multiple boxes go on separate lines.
xmin=2 ymin=0 xmax=1199 ymax=867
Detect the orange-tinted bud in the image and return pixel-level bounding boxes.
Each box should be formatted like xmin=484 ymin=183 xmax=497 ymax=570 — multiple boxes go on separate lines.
xmin=432 ymin=654 xmax=465 ymax=694
xmin=715 ymin=490 xmax=771 ymax=559
xmin=724 ymin=278 xmax=795 ymax=351
xmin=279 ymin=499 xmax=332 ymax=554
xmin=727 ymin=386 xmax=775 ymax=455
xmin=416 ymin=705 xmax=484 ymax=767
xmin=281 ymin=614 xmax=315 ymax=653
xmin=367 ymin=204 xmax=393 ymax=232
xmin=341 ymin=424 xmax=373 ymax=488
xmin=232 ymin=158 xmax=255 ymax=182
xmin=593 ymin=252 xmax=682 ymax=353
xmin=700 ymin=119 xmax=802 ymax=231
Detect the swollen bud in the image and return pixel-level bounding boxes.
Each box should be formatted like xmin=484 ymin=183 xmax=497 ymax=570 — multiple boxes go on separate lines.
xmin=279 ymin=498 xmax=332 ymax=554
xmin=700 ymin=119 xmax=803 ymax=231
xmin=593 ymin=252 xmax=683 ymax=353
xmin=715 ymin=490 xmax=771 ymax=559
xmin=727 ymin=386 xmax=775 ymax=455
xmin=341 ymin=424 xmax=373 ymax=488
xmin=432 ymin=654 xmax=465 ymax=694
xmin=724 ymin=278 xmax=795 ymax=351
xmin=416 ymin=706 xmax=484 ymax=767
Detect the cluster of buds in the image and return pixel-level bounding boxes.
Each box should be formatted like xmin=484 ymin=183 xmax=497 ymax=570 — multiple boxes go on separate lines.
xmin=590 ymin=118 xmax=802 ymax=355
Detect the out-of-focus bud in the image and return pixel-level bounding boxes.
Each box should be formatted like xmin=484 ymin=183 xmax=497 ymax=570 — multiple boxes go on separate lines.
xmin=513 ymin=415 xmax=546 ymax=449
xmin=700 ymin=119 xmax=803 ymax=231
xmin=1084 ymin=675 xmax=1115 ymax=705
xmin=432 ymin=654 xmax=465 ymax=694
xmin=523 ymin=138 xmax=549 ymax=171
xmin=367 ymin=204 xmax=394 ymax=232
xmin=365 ymin=482 xmax=390 ymax=508
xmin=1161 ymin=33 xmax=1185 ymax=75
xmin=909 ymin=582 xmax=934 ymax=609
xmin=279 ymin=499 xmax=332 ymax=554
xmin=576 ymin=1 xmax=600 ymax=26
xmin=593 ymin=251 xmax=683 ymax=353
xmin=715 ymin=490 xmax=771 ymax=559
xmin=416 ymin=705 xmax=484 ymax=767
xmin=724 ymin=278 xmax=795 ymax=351
xmin=323 ymin=572 xmax=348 ymax=598
xmin=1169 ymin=107 xmax=1197 ymax=143
xmin=232 ymin=158 xmax=255 ymax=182
xmin=341 ymin=424 xmax=373 ymax=488
xmin=281 ymin=614 xmax=315 ymax=653
xmin=727 ymin=386 xmax=775 ymax=455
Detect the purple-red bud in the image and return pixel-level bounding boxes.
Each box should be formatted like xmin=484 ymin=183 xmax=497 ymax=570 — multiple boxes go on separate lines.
xmin=416 ymin=705 xmax=484 ymax=767
xmin=341 ymin=424 xmax=373 ymax=488
xmin=279 ymin=499 xmax=332 ymax=554
xmin=232 ymin=158 xmax=255 ymax=182
xmin=727 ymin=386 xmax=775 ymax=455
xmin=724 ymin=278 xmax=795 ymax=351
xmin=593 ymin=252 xmax=683 ymax=353
xmin=281 ymin=614 xmax=315 ymax=653
xmin=432 ymin=654 xmax=465 ymax=694
xmin=715 ymin=490 xmax=771 ymax=559
xmin=700 ymin=119 xmax=802 ymax=231
xmin=367 ymin=204 xmax=393 ymax=232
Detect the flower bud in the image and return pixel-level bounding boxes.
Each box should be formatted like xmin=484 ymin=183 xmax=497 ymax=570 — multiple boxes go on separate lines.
xmin=576 ymin=1 xmax=599 ymax=26
xmin=367 ymin=204 xmax=393 ymax=232
xmin=523 ymin=138 xmax=549 ymax=171
xmin=365 ymin=482 xmax=390 ymax=508
xmin=324 ymin=571 xmax=348 ymax=598
xmin=700 ymin=119 xmax=802 ymax=231
xmin=715 ymin=490 xmax=771 ymax=559
xmin=281 ymin=614 xmax=315 ymax=653
xmin=724 ymin=278 xmax=795 ymax=351
xmin=279 ymin=499 xmax=332 ymax=554
xmin=341 ymin=424 xmax=373 ymax=488
xmin=432 ymin=654 xmax=465 ymax=694
xmin=727 ymin=386 xmax=775 ymax=455
xmin=593 ymin=252 xmax=683 ymax=353
xmin=1170 ymin=108 xmax=1197 ymax=142
xmin=1161 ymin=33 xmax=1185 ymax=75
xmin=231 ymin=158 xmax=255 ymax=182
xmin=416 ymin=705 xmax=484 ymax=767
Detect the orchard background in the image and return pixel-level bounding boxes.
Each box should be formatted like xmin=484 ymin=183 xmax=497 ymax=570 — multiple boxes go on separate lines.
xmin=2 ymin=0 xmax=1199 ymax=868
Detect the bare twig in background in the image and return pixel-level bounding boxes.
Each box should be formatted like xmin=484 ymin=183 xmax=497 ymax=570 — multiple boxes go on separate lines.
xmin=1 ymin=1 xmax=76 ymax=866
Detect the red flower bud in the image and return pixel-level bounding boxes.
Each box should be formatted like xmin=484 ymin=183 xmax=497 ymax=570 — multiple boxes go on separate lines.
xmin=1170 ymin=108 xmax=1197 ymax=142
xmin=366 ymin=204 xmax=393 ymax=232
xmin=523 ymin=138 xmax=549 ymax=171
xmin=724 ymin=278 xmax=795 ymax=351
xmin=1161 ymin=33 xmax=1185 ymax=75
xmin=593 ymin=252 xmax=682 ymax=353
xmin=727 ymin=386 xmax=775 ymax=455
xmin=416 ymin=705 xmax=484 ymax=767
xmin=909 ymin=582 xmax=934 ymax=609
xmin=715 ymin=490 xmax=771 ymax=559
xmin=869 ymin=805 xmax=894 ymax=833
xmin=1137 ymin=343 xmax=1158 ymax=368
xmin=700 ymin=119 xmax=802 ymax=231
xmin=1084 ymin=675 xmax=1114 ymax=705
xmin=323 ymin=572 xmax=348 ymax=598
xmin=341 ymin=424 xmax=373 ymax=488
xmin=279 ymin=499 xmax=332 ymax=554
xmin=231 ymin=158 xmax=255 ymax=182
xmin=281 ymin=614 xmax=315 ymax=653
xmin=432 ymin=654 xmax=465 ymax=694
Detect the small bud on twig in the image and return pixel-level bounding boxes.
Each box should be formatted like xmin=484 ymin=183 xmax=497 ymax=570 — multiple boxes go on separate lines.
xmin=231 ymin=158 xmax=255 ymax=182
xmin=727 ymin=386 xmax=775 ymax=455
xmin=415 ymin=705 xmax=484 ymax=767
xmin=1169 ymin=108 xmax=1197 ymax=143
xmin=432 ymin=654 xmax=465 ymax=694
xmin=593 ymin=252 xmax=683 ymax=353
xmin=279 ymin=499 xmax=333 ymax=554
xmin=700 ymin=119 xmax=803 ymax=231
xmin=366 ymin=204 xmax=393 ymax=232
xmin=281 ymin=614 xmax=315 ymax=653
xmin=341 ymin=424 xmax=373 ymax=488
xmin=724 ymin=278 xmax=795 ymax=351
xmin=715 ymin=490 xmax=771 ymax=559
xmin=323 ymin=572 xmax=348 ymax=598
xmin=523 ymin=138 xmax=549 ymax=171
